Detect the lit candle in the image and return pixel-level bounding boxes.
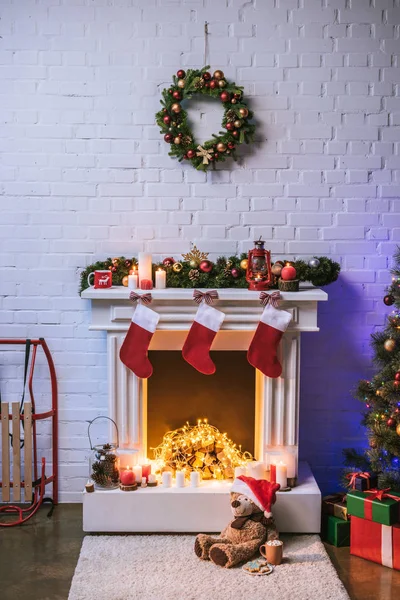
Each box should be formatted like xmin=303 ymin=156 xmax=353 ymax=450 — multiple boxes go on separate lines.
xmin=148 ymin=474 xmax=157 ymax=484
xmin=132 ymin=465 xmax=142 ymax=482
xmin=247 ymin=461 xmax=266 ymax=480
xmin=234 ymin=466 xmax=247 ymax=478
xmin=138 ymin=252 xmax=152 ymax=286
xmin=155 ymin=268 xmax=166 ymax=289
xmin=190 ymin=471 xmax=200 ymax=487
xmin=128 ymin=268 xmax=138 ymax=289
xmin=275 ymin=461 xmax=287 ymax=488
xmin=120 ymin=466 xmax=135 ymax=486
xmin=162 ymin=471 xmax=172 ymax=488
xmin=282 ymin=452 xmax=296 ymax=479
xmin=175 ymin=471 xmax=185 ymax=487
xmin=281 ymin=262 xmax=297 ymax=281
xmin=141 ymin=464 xmax=151 ymax=482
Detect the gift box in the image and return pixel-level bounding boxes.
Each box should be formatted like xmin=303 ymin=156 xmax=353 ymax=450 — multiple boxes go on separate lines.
xmin=347 ymin=489 xmax=400 ymax=526
xmin=346 ymin=471 xmax=378 ymax=491
xmin=350 ymin=515 xmax=400 ymax=570
xmin=321 ymin=515 xmax=350 ymax=547
xmin=322 ymin=493 xmax=348 ymax=521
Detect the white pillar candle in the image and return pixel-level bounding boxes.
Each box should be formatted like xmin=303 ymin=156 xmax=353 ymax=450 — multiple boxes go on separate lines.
xmin=132 ymin=465 xmax=142 ymax=482
xmin=128 ymin=272 xmax=138 ymax=289
xmin=190 ymin=471 xmax=200 ymax=487
xmin=175 ymin=471 xmax=185 ymax=488
xmin=162 ymin=471 xmax=172 ymax=488
xmin=148 ymin=473 xmax=157 ymax=484
xmin=247 ymin=461 xmax=266 ymax=480
xmin=138 ymin=252 xmax=152 ymax=285
xmin=234 ymin=466 xmax=247 ymax=478
xmin=155 ymin=268 xmax=166 ymax=289
xmin=282 ymin=452 xmax=296 ymax=478
xmin=275 ymin=462 xmax=287 ymax=489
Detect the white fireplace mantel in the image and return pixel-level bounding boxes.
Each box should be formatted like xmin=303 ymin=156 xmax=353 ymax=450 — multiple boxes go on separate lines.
xmin=82 ymin=285 xmax=327 ymax=533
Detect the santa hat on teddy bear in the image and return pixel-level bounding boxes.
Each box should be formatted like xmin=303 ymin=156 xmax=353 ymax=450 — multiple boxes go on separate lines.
xmin=231 ymin=476 xmax=280 ymax=518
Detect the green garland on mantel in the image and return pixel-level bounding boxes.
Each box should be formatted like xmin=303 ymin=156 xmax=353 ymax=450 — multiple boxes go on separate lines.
xmin=79 ymin=254 xmax=340 ymax=295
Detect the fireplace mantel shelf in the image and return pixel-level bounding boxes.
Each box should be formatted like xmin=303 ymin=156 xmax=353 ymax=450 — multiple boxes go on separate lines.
xmin=82 ymin=285 xmax=327 ymax=303
xmin=82 ymin=285 xmax=327 ymax=334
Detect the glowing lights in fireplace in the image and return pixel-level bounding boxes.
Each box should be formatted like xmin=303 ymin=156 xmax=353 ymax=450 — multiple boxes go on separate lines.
xmin=152 ymin=419 xmax=253 ymax=480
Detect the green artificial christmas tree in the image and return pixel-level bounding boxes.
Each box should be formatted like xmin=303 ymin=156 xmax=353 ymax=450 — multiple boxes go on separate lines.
xmin=343 ymin=247 xmax=400 ymax=491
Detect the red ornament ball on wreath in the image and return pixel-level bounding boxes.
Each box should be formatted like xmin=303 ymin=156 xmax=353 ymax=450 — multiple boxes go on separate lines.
xmin=163 ymin=115 xmax=171 ymax=125
xmin=203 ymin=71 xmax=211 ymax=81
xmin=220 ymin=91 xmax=230 ymax=103
xmin=231 ymin=268 xmax=240 ymax=278
xmin=163 ymin=257 xmax=175 ymax=268
xmin=176 ymin=70 xmax=186 ymax=79
xmin=209 ymin=80 xmax=217 ymax=89
xmin=187 ymin=149 xmax=196 ymax=159
xmin=164 ymin=133 xmax=173 ymax=143
xmin=199 ymin=260 xmax=213 ymax=273
xmin=226 ymin=122 xmax=235 ymax=131
xmin=172 ymin=91 xmax=182 ymax=100
xmin=232 ymin=130 xmax=239 ymax=138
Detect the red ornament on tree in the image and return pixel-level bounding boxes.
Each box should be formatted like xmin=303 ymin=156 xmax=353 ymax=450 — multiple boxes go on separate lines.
xmin=203 ymin=71 xmax=211 ymax=80
xmin=232 ymin=130 xmax=239 ymax=138
xmin=209 ymin=80 xmax=217 ymax=89
xmin=231 ymin=268 xmax=239 ymax=278
xmin=164 ymin=133 xmax=173 ymax=143
xmin=395 ymin=372 xmax=400 ymax=381
xmin=199 ymin=260 xmax=213 ymax=273
xmin=176 ymin=70 xmax=186 ymax=79
xmin=187 ymin=149 xmax=196 ymax=159
xmin=387 ymin=418 xmax=395 ymax=427
xmin=384 ymin=294 xmax=395 ymax=306
xmin=220 ymin=91 xmax=230 ymax=103
xmin=172 ymin=91 xmax=182 ymax=100
xmin=233 ymin=92 xmax=242 ymax=100
xmin=227 ymin=142 xmax=235 ymax=149
xmin=226 ymin=122 xmax=235 ymax=131
xmin=163 ymin=115 xmax=171 ymax=125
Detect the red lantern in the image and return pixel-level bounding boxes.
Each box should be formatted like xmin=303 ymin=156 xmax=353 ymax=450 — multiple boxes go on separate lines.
xmin=245 ymin=238 xmax=273 ymax=291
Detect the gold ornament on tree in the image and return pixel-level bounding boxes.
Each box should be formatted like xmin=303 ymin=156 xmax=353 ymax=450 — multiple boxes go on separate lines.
xmin=384 ymin=339 xmax=396 ymax=352
xmin=240 ymin=258 xmax=248 ymax=270
xmin=396 ymin=423 xmax=400 ymax=436
xmin=122 ymin=276 xmax=129 ymax=287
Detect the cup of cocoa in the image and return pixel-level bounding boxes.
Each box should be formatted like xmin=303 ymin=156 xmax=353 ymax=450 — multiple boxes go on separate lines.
xmin=260 ymin=539 xmax=283 ymax=565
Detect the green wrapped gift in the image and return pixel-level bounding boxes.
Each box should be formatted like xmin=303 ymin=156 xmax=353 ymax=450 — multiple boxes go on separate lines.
xmin=347 ymin=489 xmax=400 ymax=526
xmin=321 ymin=515 xmax=350 ymax=547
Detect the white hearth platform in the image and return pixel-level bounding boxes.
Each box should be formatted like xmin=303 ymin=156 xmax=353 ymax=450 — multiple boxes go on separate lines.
xmin=83 ymin=461 xmax=321 ymax=534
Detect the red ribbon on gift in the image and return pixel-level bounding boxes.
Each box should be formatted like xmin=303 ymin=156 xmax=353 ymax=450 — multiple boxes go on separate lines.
xmin=346 ymin=471 xmax=373 ymax=490
xmin=193 ymin=289 xmax=219 ymax=305
xmin=363 ymin=488 xmax=400 ymax=521
xmin=129 ymin=291 xmax=152 ymax=305
xmin=259 ymin=291 xmax=281 ymax=308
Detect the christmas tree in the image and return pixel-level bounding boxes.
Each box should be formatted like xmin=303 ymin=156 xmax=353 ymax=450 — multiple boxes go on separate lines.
xmin=343 ymin=247 xmax=400 ymax=491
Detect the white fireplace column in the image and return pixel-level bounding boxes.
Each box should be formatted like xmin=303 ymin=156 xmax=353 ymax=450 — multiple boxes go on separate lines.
xmin=83 ymin=287 xmax=327 ymax=475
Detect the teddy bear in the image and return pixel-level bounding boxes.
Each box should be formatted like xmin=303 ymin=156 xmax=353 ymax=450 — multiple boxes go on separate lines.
xmin=194 ymin=476 xmax=280 ymax=568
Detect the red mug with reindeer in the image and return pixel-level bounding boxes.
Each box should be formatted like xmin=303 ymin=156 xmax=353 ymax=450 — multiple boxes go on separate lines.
xmin=87 ymin=270 xmax=112 ymax=289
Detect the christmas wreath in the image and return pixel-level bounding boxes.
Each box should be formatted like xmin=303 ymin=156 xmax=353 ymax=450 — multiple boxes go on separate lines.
xmin=156 ymin=66 xmax=255 ymax=170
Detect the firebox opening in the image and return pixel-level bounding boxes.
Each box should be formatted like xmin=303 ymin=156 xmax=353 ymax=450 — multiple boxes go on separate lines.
xmin=147 ymin=351 xmax=255 ymax=459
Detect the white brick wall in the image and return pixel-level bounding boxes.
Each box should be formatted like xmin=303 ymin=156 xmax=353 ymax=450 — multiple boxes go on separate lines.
xmin=1 ymin=0 xmax=399 ymax=499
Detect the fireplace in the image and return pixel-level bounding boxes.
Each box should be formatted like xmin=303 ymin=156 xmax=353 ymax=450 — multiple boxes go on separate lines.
xmin=81 ymin=286 xmax=327 ymax=533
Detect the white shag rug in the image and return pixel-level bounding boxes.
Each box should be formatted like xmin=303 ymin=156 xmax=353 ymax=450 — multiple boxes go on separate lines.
xmin=68 ymin=534 xmax=349 ymax=600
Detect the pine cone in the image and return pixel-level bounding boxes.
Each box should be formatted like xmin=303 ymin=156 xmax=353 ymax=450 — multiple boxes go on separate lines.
xmin=189 ymin=269 xmax=199 ymax=281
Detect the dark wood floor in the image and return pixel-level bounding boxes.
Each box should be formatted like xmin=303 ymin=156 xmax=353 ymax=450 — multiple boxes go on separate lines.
xmin=1 ymin=504 xmax=400 ymax=599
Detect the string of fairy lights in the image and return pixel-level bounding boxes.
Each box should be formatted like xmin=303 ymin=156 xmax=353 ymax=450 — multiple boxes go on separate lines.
xmin=152 ymin=419 xmax=252 ymax=480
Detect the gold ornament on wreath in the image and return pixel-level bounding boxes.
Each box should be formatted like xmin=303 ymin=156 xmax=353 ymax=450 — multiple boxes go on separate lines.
xmin=156 ymin=65 xmax=255 ymax=171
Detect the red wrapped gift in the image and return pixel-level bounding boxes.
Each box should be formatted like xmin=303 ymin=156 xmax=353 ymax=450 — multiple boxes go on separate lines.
xmin=346 ymin=471 xmax=378 ymax=491
xmin=350 ymin=515 xmax=400 ymax=570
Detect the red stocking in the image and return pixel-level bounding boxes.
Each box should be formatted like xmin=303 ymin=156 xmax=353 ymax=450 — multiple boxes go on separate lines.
xmin=182 ymin=292 xmax=225 ymax=375
xmin=120 ymin=301 xmax=159 ymax=379
xmin=247 ymin=299 xmax=292 ymax=378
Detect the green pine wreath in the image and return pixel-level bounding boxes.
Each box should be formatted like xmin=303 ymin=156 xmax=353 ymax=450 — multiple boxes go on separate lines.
xmin=156 ymin=66 xmax=256 ymax=171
